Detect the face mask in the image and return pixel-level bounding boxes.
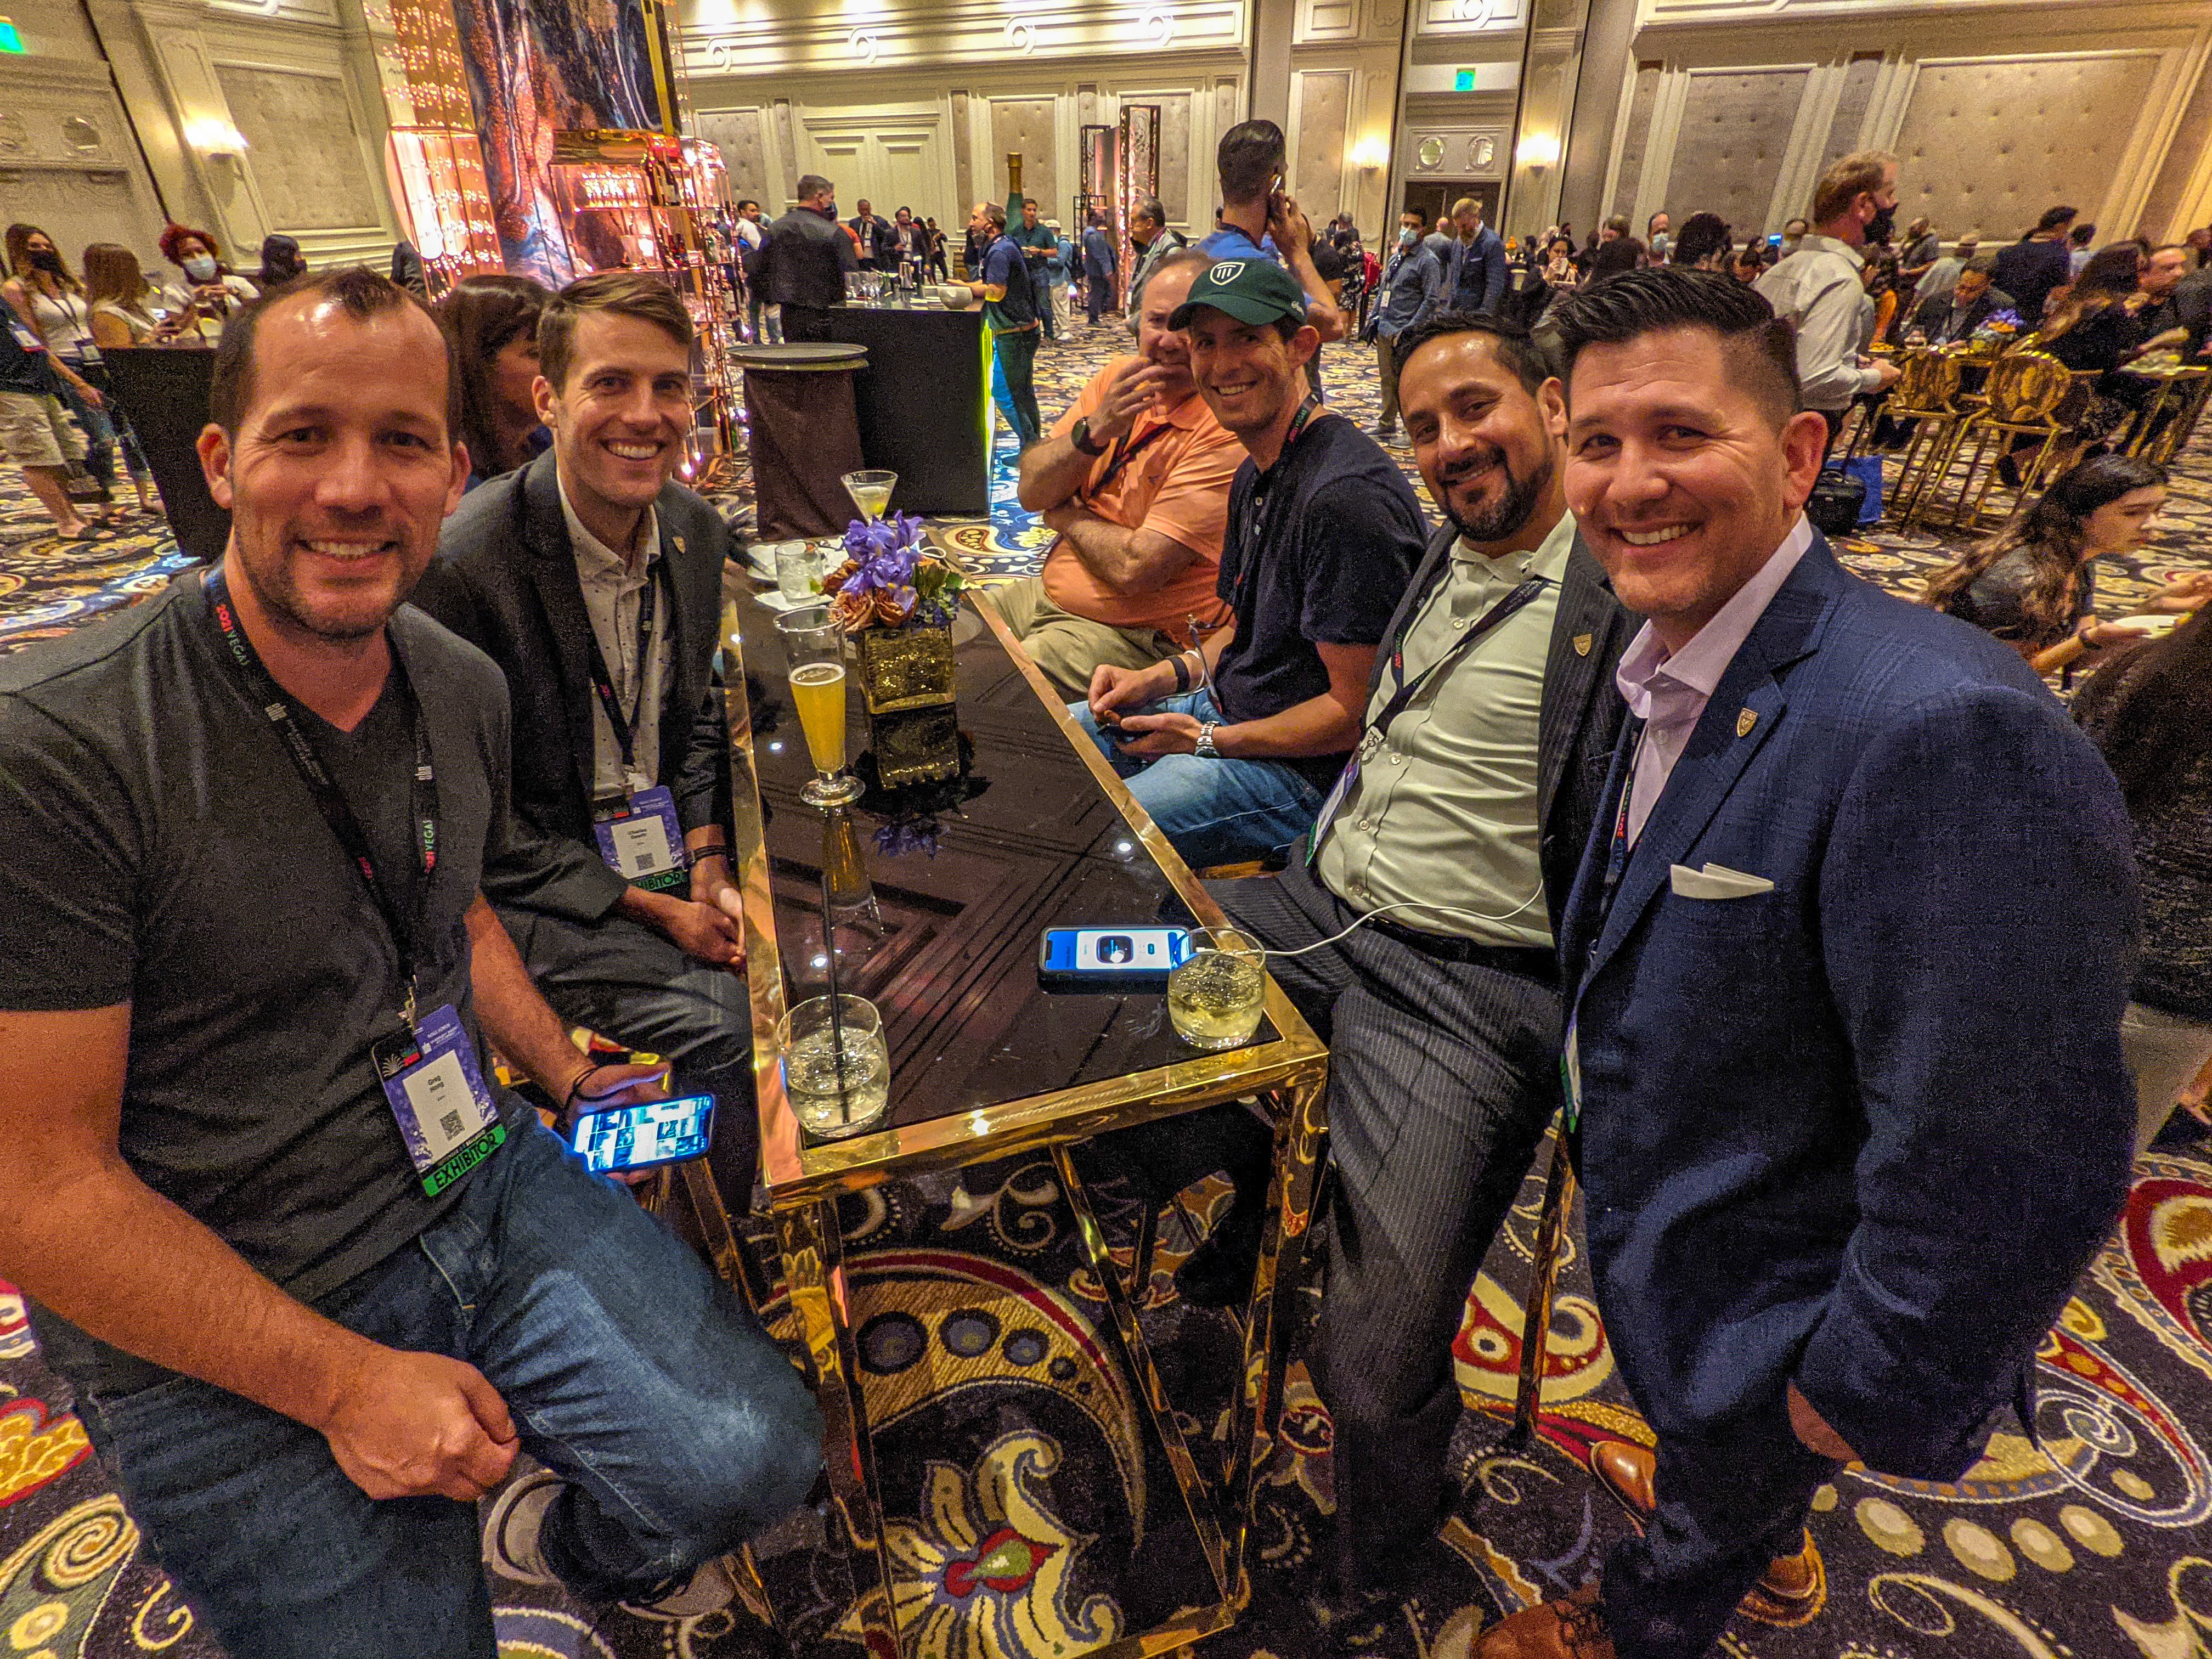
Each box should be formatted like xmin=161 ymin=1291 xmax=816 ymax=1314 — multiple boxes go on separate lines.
xmin=1398 ymin=228 xmax=1417 ymax=247
xmin=183 ymin=256 xmax=218 ymax=282
xmin=1864 ymin=202 xmax=1895 ymax=245
xmin=28 ymin=249 xmax=63 ymax=274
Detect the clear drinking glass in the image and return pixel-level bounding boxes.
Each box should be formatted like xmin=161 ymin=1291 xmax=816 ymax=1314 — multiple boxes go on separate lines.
xmin=779 ymin=994 xmax=890 ymax=1139
xmin=774 ymin=541 xmax=822 ymax=603
xmin=842 ymin=468 xmax=898 ymax=523
xmin=1167 ymin=927 xmax=1267 ymax=1051
xmin=775 ymin=607 xmax=864 ymax=807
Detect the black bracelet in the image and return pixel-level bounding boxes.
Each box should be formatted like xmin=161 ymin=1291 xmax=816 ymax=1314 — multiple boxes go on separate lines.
xmin=1170 ymin=652 xmax=1193 ymax=692
xmin=562 ymin=1062 xmax=612 ymax=1110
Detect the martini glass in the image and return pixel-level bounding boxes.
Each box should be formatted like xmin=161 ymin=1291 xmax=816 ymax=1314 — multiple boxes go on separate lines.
xmin=842 ymin=469 xmax=898 ymax=523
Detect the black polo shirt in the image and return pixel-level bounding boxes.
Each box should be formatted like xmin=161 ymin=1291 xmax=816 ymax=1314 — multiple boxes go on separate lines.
xmin=1214 ymin=412 xmax=1424 ymax=786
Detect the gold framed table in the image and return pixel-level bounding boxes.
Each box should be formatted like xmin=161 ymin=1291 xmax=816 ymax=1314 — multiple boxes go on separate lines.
xmin=690 ymin=584 xmax=1331 ymax=1657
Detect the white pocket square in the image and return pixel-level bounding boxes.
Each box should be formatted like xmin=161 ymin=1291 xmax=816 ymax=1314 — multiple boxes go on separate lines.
xmin=1669 ymin=862 xmax=1775 ymax=900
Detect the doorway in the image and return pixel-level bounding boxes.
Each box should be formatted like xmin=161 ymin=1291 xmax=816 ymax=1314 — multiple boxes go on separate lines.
xmin=1403 ymin=180 xmax=1500 ymax=232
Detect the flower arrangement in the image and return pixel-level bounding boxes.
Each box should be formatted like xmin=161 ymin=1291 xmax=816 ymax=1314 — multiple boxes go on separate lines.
xmin=821 ymin=512 xmax=966 ymax=633
xmin=1973 ymin=309 xmax=2023 ymax=342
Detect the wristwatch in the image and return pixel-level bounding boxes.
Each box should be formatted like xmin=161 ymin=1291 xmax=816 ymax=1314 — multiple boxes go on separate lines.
xmin=1194 ymin=722 xmax=1221 ymax=759
xmin=1070 ymin=416 xmax=1108 ymax=457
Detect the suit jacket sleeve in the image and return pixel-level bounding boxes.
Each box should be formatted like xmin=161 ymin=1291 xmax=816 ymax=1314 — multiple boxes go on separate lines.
xmin=408 ymin=558 xmax=631 ymax=924
xmin=1481 ymin=234 xmax=1507 ymax=314
xmin=1793 ymin=682 xmax=2138 ymax=1476
xmin=672 ymin=507 xmax=734 ymax=838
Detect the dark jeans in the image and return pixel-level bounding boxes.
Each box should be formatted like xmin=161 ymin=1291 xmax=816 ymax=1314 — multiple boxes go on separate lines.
xmin=1601 ymin=1410 xmax=1838 ymax=1659
xmin=57 ymin=363 xmax=125 ymax=493
xmin=1086 ymin=275 xmax=1113 ymax=325
xmin=498 ymin=903 xmax=760 ymax=1201
xmin=1375 ymin=334 xmax=1404 ymax=430
xmin=1213 ymin=859 xmax=1560 ymax=1590
xmin=75 ymin=1119 xmax=822 ymax=1659
xmin=994 ymin=324 xmax=1043 ymax=447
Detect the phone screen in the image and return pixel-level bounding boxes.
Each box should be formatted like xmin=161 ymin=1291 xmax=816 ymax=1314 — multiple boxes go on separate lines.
xmin=570 ymin=1094 xmax=716 ymax=1174
xmin=1041 ymin=927 xmax=1191 ymax=975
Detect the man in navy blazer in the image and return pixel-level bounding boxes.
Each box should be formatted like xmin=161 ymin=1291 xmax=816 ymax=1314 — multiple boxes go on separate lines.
xmin=1478 ymin=268 xmax=2138 ymax=1659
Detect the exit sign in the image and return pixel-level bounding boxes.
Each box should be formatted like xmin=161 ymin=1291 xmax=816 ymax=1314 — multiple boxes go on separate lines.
xmin=0 ymin=16 xmax=26 ymax=52
xmin=1454 ymin=68 xmax=1475 ymax=91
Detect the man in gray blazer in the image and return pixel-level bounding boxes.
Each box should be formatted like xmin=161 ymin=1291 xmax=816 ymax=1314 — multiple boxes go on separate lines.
xmin=1202 ymin=311 xmax=1638 ymax=1609
xmin=412 ymin=273 xmax=757 ymax=1193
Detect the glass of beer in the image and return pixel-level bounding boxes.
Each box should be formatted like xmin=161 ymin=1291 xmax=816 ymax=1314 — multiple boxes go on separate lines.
xmin=841 ymin=468 xmax=898 ymax=523
xmin=1167 ymin=927 xmax=1267 ymax=1051
xmin=779 ymin=994 xmax=890 ymax=1139
xmin=775 ymin=608 xmax=864 ymax=808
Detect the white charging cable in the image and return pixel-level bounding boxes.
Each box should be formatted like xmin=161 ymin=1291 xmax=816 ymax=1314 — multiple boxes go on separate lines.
xmin=1252 ymin=891 xmax=1545 ymax=960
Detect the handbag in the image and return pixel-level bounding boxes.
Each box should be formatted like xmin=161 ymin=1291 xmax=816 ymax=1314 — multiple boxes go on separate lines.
xmin=1807 ymin=464 xmax=1867 ymax=537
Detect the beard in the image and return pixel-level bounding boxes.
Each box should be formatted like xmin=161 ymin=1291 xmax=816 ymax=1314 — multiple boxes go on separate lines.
xmin=232 ymin=520 xmax=416 ymax=645
xmin=1440 ymin=445 xmax=1553 ymax=545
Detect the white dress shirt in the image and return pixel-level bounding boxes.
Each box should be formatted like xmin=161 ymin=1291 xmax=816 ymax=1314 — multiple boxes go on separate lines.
xmin=558 ymin=476 xmax=668 ymax=799
xmin=1757 ymin=235 xmax=1886 ymax=413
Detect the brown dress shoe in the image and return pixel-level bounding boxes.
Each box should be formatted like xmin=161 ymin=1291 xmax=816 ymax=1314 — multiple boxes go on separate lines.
xmin=1585 ymin=1440 xmax=1822 ymax=1609
xmin=1476 ymin=1583 xmax=1615 ymax=1659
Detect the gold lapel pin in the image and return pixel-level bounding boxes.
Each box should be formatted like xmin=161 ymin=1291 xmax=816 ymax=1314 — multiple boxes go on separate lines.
xmin=673 ymin=534 xmax=686 ymax=554
xmin=1737 ymin=708 xmax=1758 ymax=738
xmin=1573 ymin=632 xmax=1593 ymax=657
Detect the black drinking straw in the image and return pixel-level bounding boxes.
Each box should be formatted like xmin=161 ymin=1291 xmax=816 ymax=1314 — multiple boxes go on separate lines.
xmin=817 ymin=850 xmax=850 ymax=1125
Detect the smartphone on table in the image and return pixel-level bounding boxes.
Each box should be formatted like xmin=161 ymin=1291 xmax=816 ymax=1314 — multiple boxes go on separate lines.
xmin=1037 ymin=926 xmax=1192 ymax=991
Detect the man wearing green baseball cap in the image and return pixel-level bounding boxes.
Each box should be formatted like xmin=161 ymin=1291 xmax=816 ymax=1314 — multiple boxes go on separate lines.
xmin=1070 ymin=255 xmax=1425 ymax=874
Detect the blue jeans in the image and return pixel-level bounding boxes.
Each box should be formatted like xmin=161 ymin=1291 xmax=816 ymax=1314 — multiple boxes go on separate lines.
xmin=1069 ymin=687 xmax=1325 ymax=868
xmin=75 ymin=1120 xmax=822 ymax=1659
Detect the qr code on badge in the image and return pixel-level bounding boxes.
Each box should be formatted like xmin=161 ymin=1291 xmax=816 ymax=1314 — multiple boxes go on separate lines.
xmin=635 ymin=850 xmax=658 ymax=870
xmin=441 ymin=1110 xmax=464 ymax=1138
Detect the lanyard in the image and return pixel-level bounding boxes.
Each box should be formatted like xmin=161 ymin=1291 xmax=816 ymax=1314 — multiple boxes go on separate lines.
xmin=1595 ymin=720 xmax=1646 ymax=933
xmin=1091 ymin=419 xmax=1171 ymax=495
xmin=1370 ymin=572 xmax=1551 ymax=738
xmin=203 ymin=567 xmax=438 ymax=1028
xmin=580 ymin=558 xmax=662 ymax=777
xmin=1229 ymin=396 xmax=1322 ymax=620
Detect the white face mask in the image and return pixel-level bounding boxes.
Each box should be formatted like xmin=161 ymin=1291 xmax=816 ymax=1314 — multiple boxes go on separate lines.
xmin=183 ymin=256 xmax=218 ymax=282
xmin=1398 ymin=227 xmax=1417 ymax=247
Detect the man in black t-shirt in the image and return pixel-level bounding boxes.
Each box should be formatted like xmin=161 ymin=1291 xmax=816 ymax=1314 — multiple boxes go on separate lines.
xmin=0 ymin=268 xmax=817 ymax=1658
xmin=1076 ymin=258 xmax=1423 ymax=868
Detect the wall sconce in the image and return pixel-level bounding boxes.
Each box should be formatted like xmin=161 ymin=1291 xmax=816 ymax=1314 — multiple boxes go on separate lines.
xmin=1349 ymin=136 xmax=1389 ymax=172
xmin=1515 ymin=133 xmax=1560 ymax=168
xmin=184 ymin=117 xmax=250 ymax=159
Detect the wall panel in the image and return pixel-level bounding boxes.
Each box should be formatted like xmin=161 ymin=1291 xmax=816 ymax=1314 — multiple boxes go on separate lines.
xmin=1890 ymin=53 xmax=2163 ymax=240
xmin=213 ymin=64 xmax=379 ymax=230
xmin=1663 ymin=67 xmax=1806 ymax=234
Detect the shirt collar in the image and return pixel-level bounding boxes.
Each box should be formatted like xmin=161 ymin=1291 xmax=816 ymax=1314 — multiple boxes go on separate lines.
xmin=1616 ymin=514 xmax=1814 ymax=715
xmin=1453 ymin=508 xmax=1576 ymax=582
xmin=557 ymin=471 xmax=658 ymax=579
xmin=1798 ymin=232 xmax=1865 ymax=269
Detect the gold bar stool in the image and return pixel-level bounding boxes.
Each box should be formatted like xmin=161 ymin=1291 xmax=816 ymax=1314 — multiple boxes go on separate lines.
xmin=1930 ymin=349 xmax=2073 ymax=529
xmin=1884 ymin=348 xmax=1966 ymax=530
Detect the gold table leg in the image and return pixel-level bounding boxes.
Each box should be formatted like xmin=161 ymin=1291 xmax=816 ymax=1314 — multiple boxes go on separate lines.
xmin=1223 ymin=1066 xmax=1329 ymax=1602
xmin=1510 ymin=1125 xmax=1578 ymax=1448
xmin=776 ymin=1198 xmax=905 ymax=1656
xmin=1051 ymin=1143 xmax=1237 ymax=1603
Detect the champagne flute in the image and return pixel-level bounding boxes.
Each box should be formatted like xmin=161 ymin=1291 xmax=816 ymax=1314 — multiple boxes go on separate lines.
xmin=842 ymin=469 xmax=898 ymax=524
xmin=776 ymin=608 xmax=864 ymax=808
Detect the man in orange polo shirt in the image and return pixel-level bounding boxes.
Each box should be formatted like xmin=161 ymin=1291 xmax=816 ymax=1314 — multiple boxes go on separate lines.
xmin=998 ymin=250 xmax=1242 ymax=699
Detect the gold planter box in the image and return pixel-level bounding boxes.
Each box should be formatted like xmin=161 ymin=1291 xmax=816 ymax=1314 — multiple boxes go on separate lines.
xmin=854 ymin=621 xmax=960 ymax=787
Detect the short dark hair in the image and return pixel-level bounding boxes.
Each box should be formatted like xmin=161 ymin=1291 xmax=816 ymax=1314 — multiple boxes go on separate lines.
xmin=1392 ymin=309 xmax=1554 ymax=397
xmin=1402 ymin=204 xmax=1430 ymax=228
xmin=538 ymin=270 xmax=693 ymax=392
xmin=1962 ymin=255 xmax=1999 ymax=278
xmin=736 ymin=198 xmax=759 ymax=213
xmin=982 ymin=201 xmax=1007 ymax=230
xmin=1548 ymin=267 xmax=1801 ymax=427
xmin=1669 ymin=212 xmax=1733 ymax=269
xmin=1589 ymin=237 xmax=1645 ymax=282
xmin=2036 ymin=205 xmax=2078 ymax=233
xmin=2068 ymin=222 xmax=2096 ymax=246
xmin=211 ymin=264 xmax=456 ymax=440
xmin=1217 ymin=119 xmax=1285 ymax=206
xmin=795 ymin=174 xmax=833 ymax=201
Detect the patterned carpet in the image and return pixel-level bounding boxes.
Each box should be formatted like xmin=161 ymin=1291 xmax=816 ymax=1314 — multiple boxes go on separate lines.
xmin=6 ymin=317 xmax=2212 ymax=1659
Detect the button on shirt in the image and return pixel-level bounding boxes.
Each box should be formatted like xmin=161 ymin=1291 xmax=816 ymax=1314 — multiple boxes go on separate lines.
xmin=1315 ymin=511 xmax=1573 ymax=946
xmin=560 ymin=478 xmax=668 ymax=797
xmin=1616 ymin=515 xmax=1812 ymax=845
xmin=1756 ymin=235 xmax=1884 ymax=413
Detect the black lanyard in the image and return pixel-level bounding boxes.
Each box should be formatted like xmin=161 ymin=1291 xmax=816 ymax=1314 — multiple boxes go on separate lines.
xmin=1091 ymin=420 xmax=1171 ymax=495
xmin=1370 ymin=572 xmax=1551 ymax=738
xmin=1594 ymin=719 xmax=1647 ymax=941
xmin=1229 ymin=396 xmax=1322 ymax=621
xmin=203 ymin=567 xmax=437 ymax=1028
xmin=580 ymin=558 xmax=662 ymax=779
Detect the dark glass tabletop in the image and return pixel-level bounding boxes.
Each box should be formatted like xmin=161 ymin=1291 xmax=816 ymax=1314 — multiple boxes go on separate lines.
xmin=728 ymin=582 xmax=1277 ymax=1137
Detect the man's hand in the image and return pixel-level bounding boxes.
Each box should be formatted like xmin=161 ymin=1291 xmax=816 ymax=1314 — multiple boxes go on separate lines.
xmin=1088 ymin=359 xmax=1172 ymax=445
xmin=688 ymin=853 xmax=747 ymax=969
xmin=2148 ymin=571 xmax=2212 ymax=614
xmin=317 ymin=1346 xmax=518 ymax=1502
xmin=1087 ymin=660 xmax=1173 ymax=726
xmin=2083 ymin=619 xmax=2152 ymax=648
xmin=1041 ymin=502 xmax=1084 ymax=536
xmin=1268 ymin=191 xmax=1314 ymax=262
xmin=1108 ymin=709 xmax=1205 ymax=758
xmin=1871 ymin=358 xmax=1904 ymax=391
xmin=1786 ymin=1382 xmax=1860 ymax=1464
xmin=639 ymin=884 xmax=744 ymax=967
